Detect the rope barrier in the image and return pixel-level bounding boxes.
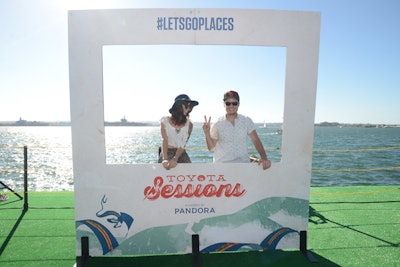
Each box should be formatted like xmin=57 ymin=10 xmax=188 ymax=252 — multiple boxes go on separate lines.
xmin=312 ymin=146 xmax=400 ymax=153
xmin=2 ymin=166 xmax=399 ymax=173
xmin=3 ymin=167 xmax=399 ymax=173
xmin=1 ymin=145 xmax=399 ymax=173
xmin=311 ymin=187 xmax=400 ymax=196
xmin=2 ymin=145 xmax=400 ymax=152
xmin=0 ymin=145 xmax=71 ymax=149
xmin=312 ymin=166 xmax=400 ymax=173
xmin=0 ymin=168 xmax=72 ymax=173
xmin=3 ymin=187 xmax=398 ymax=199
xmin=2 ymin=168 xmax=400 ymax=175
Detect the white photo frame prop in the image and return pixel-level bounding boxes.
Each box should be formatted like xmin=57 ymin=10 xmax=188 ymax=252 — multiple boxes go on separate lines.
xmin=68 ymin=8 xmax=320 ymax=257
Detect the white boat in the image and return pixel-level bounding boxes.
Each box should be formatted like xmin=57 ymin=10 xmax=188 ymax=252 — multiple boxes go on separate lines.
xmin=260 ymin=121 xmax=267 ymax=128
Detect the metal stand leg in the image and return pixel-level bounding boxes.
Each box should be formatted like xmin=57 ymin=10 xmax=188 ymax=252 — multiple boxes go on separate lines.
xmin=300 ymin=230 xmax=318 ymax=263
xmin=76 ymin=236 xmax=90 ymax=267
xmin=192 ymin=234 xmax=201 ymax=267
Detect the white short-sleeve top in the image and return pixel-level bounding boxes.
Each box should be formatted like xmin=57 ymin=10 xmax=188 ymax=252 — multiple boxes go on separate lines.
xmin=160 ymin=116 xmax=191 ymax=148
xmin=210 ymin=114 xmax=255 ymax=163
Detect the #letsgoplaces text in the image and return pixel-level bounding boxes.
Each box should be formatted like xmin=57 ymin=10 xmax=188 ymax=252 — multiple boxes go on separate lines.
xmin=157 ymin=16 xmax=234 ymax=31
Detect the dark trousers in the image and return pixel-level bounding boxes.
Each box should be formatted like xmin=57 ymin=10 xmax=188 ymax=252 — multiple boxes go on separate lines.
xmin=158 ymin=147 xmax=191 ymax=163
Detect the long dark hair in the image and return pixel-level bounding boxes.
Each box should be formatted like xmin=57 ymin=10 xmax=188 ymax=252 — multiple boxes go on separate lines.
xmin=169 ymin=102 xmax=189 ymax=126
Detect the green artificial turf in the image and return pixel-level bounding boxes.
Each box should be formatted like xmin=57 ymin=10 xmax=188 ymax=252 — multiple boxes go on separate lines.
xmin=0 ymin=192 xmax=75 ymax=267
xmin=0 ymin=186 xmax=399 ymax=267
xmin=308 ymin=186 xmax=400 ymax=266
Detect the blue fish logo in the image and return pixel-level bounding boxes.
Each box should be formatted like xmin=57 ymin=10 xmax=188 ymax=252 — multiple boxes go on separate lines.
xmin=76 ymin=195 xmax=135 ymax=255
xmin=96 ymin=195 xmax=134 ymax=230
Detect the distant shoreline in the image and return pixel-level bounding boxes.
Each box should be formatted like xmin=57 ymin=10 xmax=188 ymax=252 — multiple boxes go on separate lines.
xmin=0 ymin=120 xmax=399 ymax=128
xmin=0 ymin=120 xmax=157 ymax=127
xmin=314 ymin=121 xmax=400 ymax=128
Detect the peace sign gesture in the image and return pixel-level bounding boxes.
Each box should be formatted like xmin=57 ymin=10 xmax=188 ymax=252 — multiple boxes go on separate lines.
xmin=202 ymin=115 xmax=211 ymax=133
xmin=203 ymin=115 xmax=217 ymax=150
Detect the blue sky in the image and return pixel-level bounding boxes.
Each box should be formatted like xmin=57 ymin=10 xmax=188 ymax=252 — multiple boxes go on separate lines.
xmin=1 ymin=0 xmax=399 ymax=124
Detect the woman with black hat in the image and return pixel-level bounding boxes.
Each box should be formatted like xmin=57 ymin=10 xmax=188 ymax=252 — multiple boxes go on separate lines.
xmin=158 ymin=94 xmax=198 ymax=170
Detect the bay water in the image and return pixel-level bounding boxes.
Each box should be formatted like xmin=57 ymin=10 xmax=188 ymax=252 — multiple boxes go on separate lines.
xmin=0 ymin=125 xmax=399 ymax=191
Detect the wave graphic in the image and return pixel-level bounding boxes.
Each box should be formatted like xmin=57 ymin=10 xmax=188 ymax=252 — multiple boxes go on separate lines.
xmin=201 ymin=227 xmax=298 ymax=252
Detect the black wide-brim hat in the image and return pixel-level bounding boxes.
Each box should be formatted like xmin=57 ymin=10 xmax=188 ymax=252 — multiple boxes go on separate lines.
xmin=171 ymin=94 xmax=199 ymax=108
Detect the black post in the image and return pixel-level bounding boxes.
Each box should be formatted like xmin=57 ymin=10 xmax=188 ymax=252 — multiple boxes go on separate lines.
xmin=192 ymin=234 xmax=201 ymax=267
xmin=300 ymin=230 xmax=307 ymax=253
xmin=82 ymin=236 xmax=89 ymax=259
xmin=77 ymin=236 xmax=90 ymax=267
xmin=300 ymin=230 xmax=318 ymax=262
xmin=23 ymin=146 xmax=28 ymax=211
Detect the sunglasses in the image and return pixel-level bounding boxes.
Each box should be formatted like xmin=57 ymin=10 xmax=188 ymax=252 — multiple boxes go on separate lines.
xmin=225 ymin=101 xmax=239 ymax=106
xmin=184 ymin=102 xmax=192 ymax=109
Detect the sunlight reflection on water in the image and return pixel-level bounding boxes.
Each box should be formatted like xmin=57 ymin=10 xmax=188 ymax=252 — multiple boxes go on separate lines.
xmin=1 ymin=125 xmax=399 ymax=191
